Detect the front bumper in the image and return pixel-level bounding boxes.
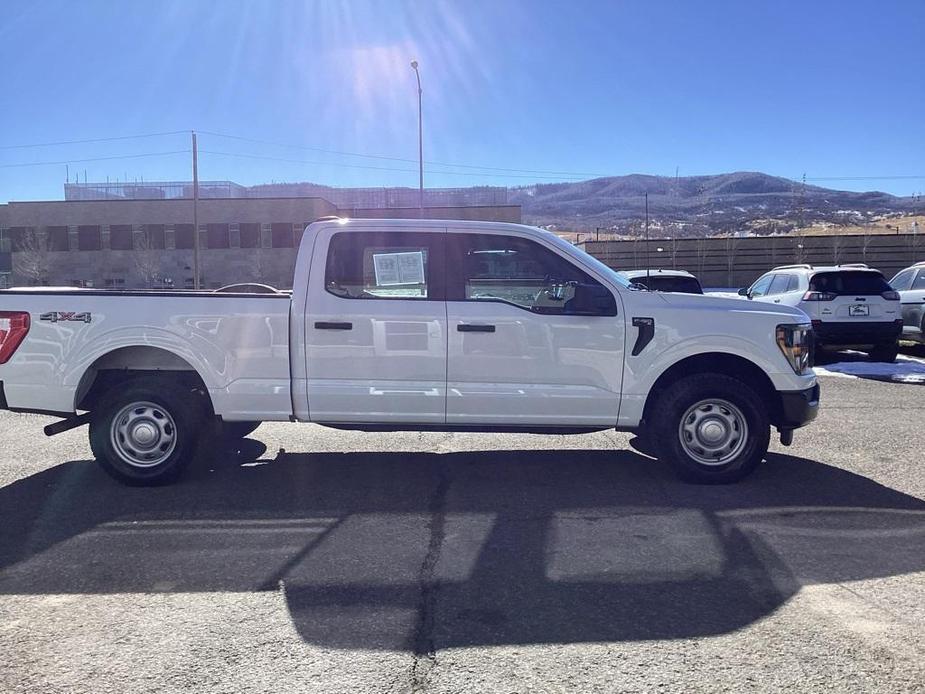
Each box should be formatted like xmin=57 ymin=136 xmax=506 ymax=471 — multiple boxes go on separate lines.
xmin=777 ymin=383 xmax=820 ymax=429
xmin=812 ymin=320 xmax=902 ymax=347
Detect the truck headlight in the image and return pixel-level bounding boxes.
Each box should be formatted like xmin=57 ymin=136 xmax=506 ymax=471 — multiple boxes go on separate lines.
xmin=776 ymin=323 xmax=814 ymax=375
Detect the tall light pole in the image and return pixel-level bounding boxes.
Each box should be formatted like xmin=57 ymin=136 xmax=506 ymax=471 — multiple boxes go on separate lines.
xmin=191 ymin=130 xmax=201 ymax=290
xmin=410 ymin=60 xmax=423 ymax=212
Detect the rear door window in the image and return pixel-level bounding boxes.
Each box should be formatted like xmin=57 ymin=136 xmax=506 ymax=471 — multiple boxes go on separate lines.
xmin=809 ymin=271 xmax=890 ymax=295
xmin=768 ymin=274 xmax=792 ymax=295
xmin=325 ymin=231 xmax=444 ymax=300
xmin=912 ymin=270 xmax=925 ymax=290
xmin=890 ymin=269 xmax=914 ymax=291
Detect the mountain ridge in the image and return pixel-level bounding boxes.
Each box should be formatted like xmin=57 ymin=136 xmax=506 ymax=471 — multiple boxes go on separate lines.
xmin=250 ymin=171 xmax=917 ymax=234
xmin=508 ymin=171 xmax=916 ymax=232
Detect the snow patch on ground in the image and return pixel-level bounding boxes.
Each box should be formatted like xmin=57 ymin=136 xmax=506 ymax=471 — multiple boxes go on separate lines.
xmin=814 ymin=354 xmax=925 ymax=383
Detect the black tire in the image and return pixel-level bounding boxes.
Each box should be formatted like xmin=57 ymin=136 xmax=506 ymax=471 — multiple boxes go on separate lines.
xmin=223 ymin=421 xmax=260 ymax=440
xmin=868 ymin=343 xmax=898 ymax=363
xmin=650 ymin=373 xmax=771 ymax=484
xmin=89 ymin=376 xmax=210 ymax=486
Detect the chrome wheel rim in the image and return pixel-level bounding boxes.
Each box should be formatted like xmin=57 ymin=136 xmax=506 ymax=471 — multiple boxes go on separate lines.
xmin=678 ymin=398 xmax=748 ymax=466
xmin=110 ymin=401 xmax=177 ymax=468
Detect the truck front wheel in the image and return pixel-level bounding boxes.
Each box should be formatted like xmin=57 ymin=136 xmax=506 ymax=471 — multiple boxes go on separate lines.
xmin=650 ymin=373 xmax=770 ymax=484
xmin=89 ymin=377 xmax=208 ymax=485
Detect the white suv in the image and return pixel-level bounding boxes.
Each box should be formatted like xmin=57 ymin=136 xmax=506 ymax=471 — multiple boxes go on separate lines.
xmin=889 ymin=261 xmax=925 ymax=344
xmin=742 ymin=264 xmax=902 ymax=362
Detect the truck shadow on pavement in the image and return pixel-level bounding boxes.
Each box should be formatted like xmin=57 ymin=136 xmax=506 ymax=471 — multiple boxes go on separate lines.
xmin=0 ymin=445 xmax=923 ymax=652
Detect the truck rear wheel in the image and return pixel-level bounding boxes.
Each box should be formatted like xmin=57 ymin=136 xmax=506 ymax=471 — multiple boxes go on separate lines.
xmin=650 ymin=373 xmax=770 ymax=484
xmin=89 ymin=377 xmax=208 ymax=486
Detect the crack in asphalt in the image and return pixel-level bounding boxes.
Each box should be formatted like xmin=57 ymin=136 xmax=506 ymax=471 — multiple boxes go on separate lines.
xmin=409 ymin=463 xmax=450 ymax=693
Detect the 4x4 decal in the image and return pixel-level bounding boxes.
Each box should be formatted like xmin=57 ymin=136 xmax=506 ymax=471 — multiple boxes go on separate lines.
xmin=39 ymin=311 xmax=92 ymax=323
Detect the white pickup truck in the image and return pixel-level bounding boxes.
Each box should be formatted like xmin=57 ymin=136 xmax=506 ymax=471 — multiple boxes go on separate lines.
xmin=0 ymin=218 xmax=818 ymax=485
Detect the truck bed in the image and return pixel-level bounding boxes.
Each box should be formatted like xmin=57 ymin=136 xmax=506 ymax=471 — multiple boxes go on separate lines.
xmin=0 ymin=289 xmax=293 ymax=420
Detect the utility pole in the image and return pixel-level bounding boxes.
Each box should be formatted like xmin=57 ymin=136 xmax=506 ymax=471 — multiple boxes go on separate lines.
xmin=410 ymin=60 xmax=423 ymax=214
xmin=645 ymin=192 xmax=650 ymax=282
xmin=192 ymin=130 xmax=200 ymax=290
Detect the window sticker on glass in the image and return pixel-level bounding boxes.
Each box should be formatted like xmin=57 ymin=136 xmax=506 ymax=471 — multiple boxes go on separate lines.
xmin=373 ymin=251 xmax=425 ymax=286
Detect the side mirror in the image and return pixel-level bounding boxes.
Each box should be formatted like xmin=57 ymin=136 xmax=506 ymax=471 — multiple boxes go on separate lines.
xmin=567 ymin=283 xmax=618 ymax=316
xmin=737 ymin=287 xmax=750 ymax=297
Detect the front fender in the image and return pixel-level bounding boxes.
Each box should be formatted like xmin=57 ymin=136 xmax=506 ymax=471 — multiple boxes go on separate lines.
xmin=618 ymin=331 xmax=815 ymax=428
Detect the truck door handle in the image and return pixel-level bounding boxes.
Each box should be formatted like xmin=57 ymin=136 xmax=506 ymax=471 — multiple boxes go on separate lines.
xmin=314 ymin=321 xmax=352 ymax=330
xmin=457 ymin=323 xmax=495 ymax=333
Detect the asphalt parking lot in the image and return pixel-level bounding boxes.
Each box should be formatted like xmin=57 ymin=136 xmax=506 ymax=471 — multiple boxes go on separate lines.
xmin=1 ymin=372 xmax=923 ymax=693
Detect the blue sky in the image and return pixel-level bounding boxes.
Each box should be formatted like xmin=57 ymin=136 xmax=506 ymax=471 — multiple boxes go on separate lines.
xmin=1 ymin=0 xmax=922 ymax=202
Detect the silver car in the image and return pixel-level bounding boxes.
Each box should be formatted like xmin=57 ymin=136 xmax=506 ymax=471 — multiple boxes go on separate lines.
xmin=889 ymin=262 xmax=925 ymax=344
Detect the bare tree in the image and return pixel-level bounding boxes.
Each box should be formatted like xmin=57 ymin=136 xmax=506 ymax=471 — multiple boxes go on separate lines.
xmin=909 ymin=223 xmax=921 ymax=264
xmin=250 ymin=247 xmax=270 ymax=285
xmin=693 ymin=235 xmax=708 ymax=279
xmin=724 ymin=236 xmax=740 ymax=287
xmin=831 ymin=232 xmax=845 ymax=265
xmin=132 ymin=231 xmax=162 ymax=288
xmin=861 ymin=229 xmax=874 ymax=264
xmin=14 ymin=228 xmax=50 ymax=285
xmin=794 ymin=237 xmax=807 ymax=265
xmin=668 ymin=234 xmax=679 ymax=270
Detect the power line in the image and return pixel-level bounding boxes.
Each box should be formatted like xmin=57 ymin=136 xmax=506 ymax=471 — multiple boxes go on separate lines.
xmin=0 ymin=150 xmax=190 ymax=168
xmin=2 ymin=126 xmax=922 ymax=185
xmin=198 ymin=149 xmax=588 ymax=181
xmin=198 ymin=130 xmax=607 ymax=178
xmin=0 ymin=131 xmax=187 ymax=150
xmin=804 ymin=175 xmax=925 ymax=182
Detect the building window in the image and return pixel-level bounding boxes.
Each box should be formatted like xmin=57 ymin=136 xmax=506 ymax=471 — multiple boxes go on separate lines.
xmin=207 ymin=223 xmax=230 ymax=249
xmin=109 ymin=225 xmax=134 ymax=250
xmin=77 ymin=225 xmax=102 ymax=251
xmin=239 ymin=223 xmax=261 ymax=249
xmin=142 ymin=224 xmax=166 ymax=250
xmin=174 ymin=224 xmax=195 ymax=250
xmin=46 ymin=226 xmax=69 ymax=251
xmin=271 ymin=223 xmax=294 ymax=248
